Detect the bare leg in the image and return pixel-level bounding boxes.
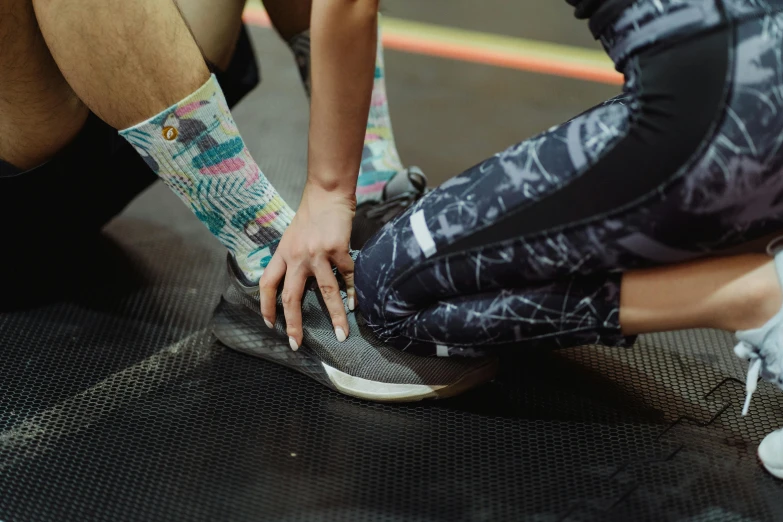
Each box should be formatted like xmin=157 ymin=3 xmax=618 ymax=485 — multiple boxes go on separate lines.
xmin=0 ymin=0 xmax=248 ymax=169
xmin=620 ymin=254 xmax=782 ymax=335
xmin=175 ymin=0 xmax=246 ymax=71
xmin=265 ymin=0 xmax=406 ymax=207
xmin=32 ymin=0 xmax=210 ymax=129
xmin=0 ymin=0 xmax=88 ymax=170
xmin=264 ymin=0 xmax=312 ymax=41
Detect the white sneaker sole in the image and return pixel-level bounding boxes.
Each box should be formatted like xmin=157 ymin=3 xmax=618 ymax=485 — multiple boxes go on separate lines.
xmin=758 ymin=429 xmax=783 ymax=479
xmin=321 ymin=362 xmax=491 ymax=403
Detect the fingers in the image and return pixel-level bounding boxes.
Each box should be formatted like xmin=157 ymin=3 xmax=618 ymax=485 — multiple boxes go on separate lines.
xmin=258 ymin=254 xmax=286 ymax=329
xmin=313 ymin=259 xmax=350 ymax=343
xmin=281 ymin=267 xmax=307 ymax=351
xmin=334 ymin=251 xmax=356 ymax=312
xmin=261 ymin=247 xmax=354 ymax=350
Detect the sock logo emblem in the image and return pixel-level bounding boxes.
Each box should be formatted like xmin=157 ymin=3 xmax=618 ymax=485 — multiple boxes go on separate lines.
xmin=162 ymin=126 xmax=179 ymax=141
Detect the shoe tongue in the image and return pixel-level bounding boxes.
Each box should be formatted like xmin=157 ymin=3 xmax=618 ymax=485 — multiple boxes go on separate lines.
xmin=737 ymin=302 xmax=783 ymax=347
xmin=383 ymin=167 xmax=426 ymax=200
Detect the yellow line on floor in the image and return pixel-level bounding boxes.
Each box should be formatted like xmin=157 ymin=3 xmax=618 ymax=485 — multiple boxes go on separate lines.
xmin=242 ymin=4 xmax=622 ymax=85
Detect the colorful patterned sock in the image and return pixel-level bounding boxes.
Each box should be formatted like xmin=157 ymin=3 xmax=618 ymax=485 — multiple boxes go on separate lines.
xmin=120 ymin=74 xmax=293 ymax=283
xmin=288 ymin=17 xmax=404 ymax=205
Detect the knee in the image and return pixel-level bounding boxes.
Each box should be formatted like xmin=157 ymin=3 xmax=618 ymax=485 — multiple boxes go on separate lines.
xmin=355 ymin=246 xmax=409 ymax=336
xmin=355 ymin=250 xmax=386 ymax=326
xmin=356 ymin=251 xmax=426 ymax=351
xmin=355 ymin=206 xmax=426 ymax=332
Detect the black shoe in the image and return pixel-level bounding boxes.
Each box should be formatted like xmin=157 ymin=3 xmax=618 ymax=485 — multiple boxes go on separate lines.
xmin=350 ymin=167 xmax=428 ymax=250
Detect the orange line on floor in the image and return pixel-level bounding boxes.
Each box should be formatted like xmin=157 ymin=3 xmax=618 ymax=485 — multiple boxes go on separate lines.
xmin=241 ymin=6 xmax=622 ymax=85
xmin=242 ymin=8 xmax=271 ymax=27
xmin=382 ymin=34 xmax=622 ymax=85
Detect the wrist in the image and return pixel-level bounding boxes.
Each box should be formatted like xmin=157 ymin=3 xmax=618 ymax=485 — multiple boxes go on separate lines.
xmin=305 ymin=174 xmax=357 ymax=202
xmin=303 ymin=177 xmax=357 ymax=209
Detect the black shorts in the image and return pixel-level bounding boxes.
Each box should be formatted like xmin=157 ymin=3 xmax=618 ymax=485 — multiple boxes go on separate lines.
xmin=0 ymin=25 xmax=260 ymax=251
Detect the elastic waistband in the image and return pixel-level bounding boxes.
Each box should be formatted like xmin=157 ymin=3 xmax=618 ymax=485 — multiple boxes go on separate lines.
xmin=601 ymin=0 xmax=783 ymax=68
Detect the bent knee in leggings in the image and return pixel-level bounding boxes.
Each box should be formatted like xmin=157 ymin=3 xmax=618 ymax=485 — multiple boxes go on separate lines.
xmin=355 ymin=23 xmax=748 ymax=357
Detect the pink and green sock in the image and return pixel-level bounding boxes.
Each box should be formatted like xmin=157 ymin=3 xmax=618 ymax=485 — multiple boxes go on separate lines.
xmin=120 ymin=74 xmax=293 ymax=283
xmin=288 ymin=17 xmax=404 ymax=205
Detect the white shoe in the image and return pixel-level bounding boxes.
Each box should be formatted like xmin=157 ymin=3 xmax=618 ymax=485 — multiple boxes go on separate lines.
xmin=758 ymin=429 xmax=783 ymax=479
xmin=734 ymin=240 xmax=783 ymax=477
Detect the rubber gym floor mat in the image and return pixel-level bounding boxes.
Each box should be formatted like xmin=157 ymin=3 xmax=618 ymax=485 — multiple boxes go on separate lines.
xmin=561 ymin=337 xmax=783 ymax=521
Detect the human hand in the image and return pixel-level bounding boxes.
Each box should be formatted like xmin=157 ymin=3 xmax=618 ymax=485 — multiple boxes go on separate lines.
xmin=258 ymin=181 xmax=356 ymax=351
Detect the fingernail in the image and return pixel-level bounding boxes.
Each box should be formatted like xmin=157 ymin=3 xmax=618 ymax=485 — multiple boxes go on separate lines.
xmin=264 ymin=318 xmax=273 ymax=329
xmin=335 ymin=327 xmax=346 ymax=342
xmin=289 ymin=337 xmax=299 ymax=351
xmin=348 ymin=297 xmax=355 ymax=311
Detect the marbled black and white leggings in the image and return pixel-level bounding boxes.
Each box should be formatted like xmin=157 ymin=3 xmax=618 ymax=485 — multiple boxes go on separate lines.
xmin=355 ymin=0 xmax=783 ymax=357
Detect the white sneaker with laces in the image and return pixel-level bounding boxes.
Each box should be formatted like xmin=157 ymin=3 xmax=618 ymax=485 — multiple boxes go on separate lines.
xmin=735 ymin=238 xmax=783 ymax=478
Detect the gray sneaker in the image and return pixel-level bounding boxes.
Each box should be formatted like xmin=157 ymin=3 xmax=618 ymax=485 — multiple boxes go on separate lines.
xmin=212 ymin=255 xmax=498 ymax=402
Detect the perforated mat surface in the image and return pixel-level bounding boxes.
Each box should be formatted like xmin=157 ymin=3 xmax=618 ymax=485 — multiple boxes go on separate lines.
xmin=2 ymin=204 xmax=783 ymax=521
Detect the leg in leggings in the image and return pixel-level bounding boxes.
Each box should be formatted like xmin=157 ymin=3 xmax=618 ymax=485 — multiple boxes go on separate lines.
xmin=355 ymin=8 xmax=783 ymax=357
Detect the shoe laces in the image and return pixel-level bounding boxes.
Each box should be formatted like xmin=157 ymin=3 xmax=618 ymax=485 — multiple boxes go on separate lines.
xmin=734 ymin=340 xmax=762 ymax=416
xmin=734 ymin=234 xmax=783 ymax=417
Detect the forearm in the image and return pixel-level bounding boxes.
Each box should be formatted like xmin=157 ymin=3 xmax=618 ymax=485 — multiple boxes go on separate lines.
xmin=308 ymin=0 xmax=378 ymax=198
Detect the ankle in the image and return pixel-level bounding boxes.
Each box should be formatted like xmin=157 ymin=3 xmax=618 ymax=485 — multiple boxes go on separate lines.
xmin=717 ymin=260 xmax=782 ymax=331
